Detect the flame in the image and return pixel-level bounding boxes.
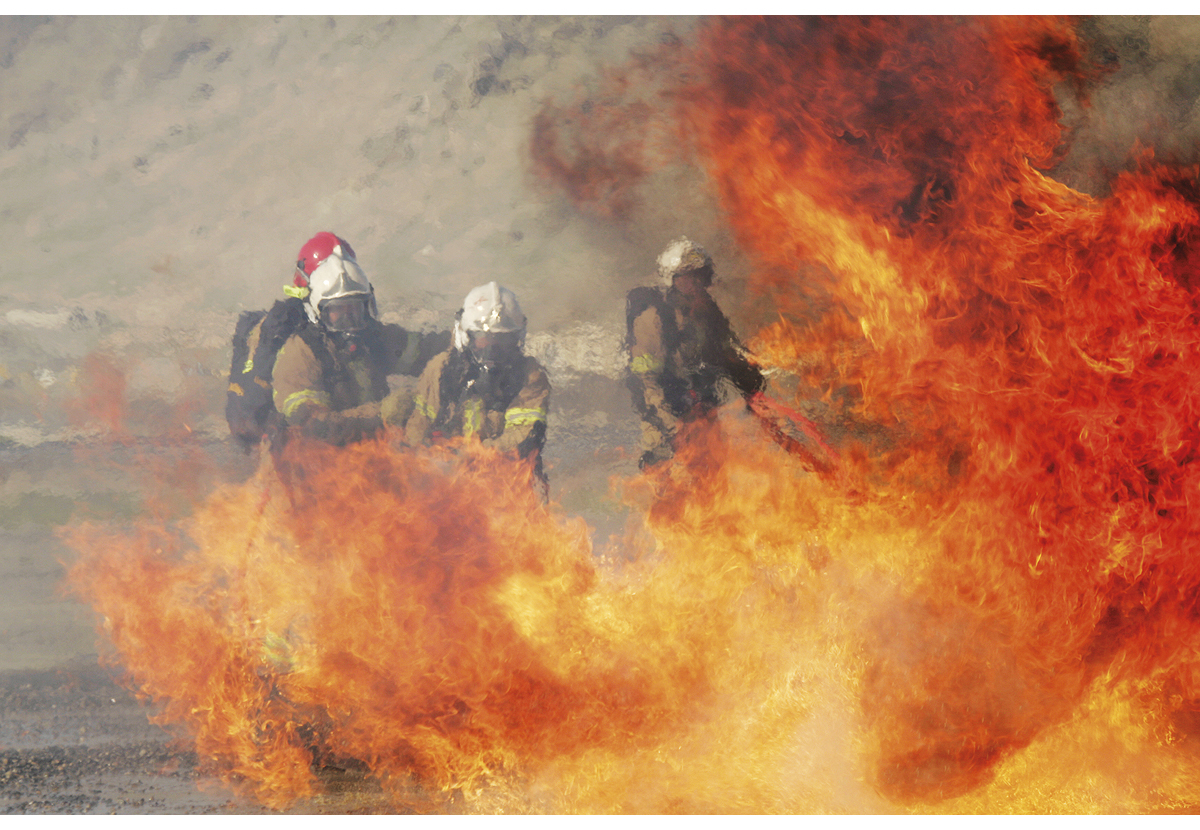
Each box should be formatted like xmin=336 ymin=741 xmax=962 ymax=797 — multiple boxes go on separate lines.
xmin=63 ymin=16 xmax=1200 ymax=812
xmin=669 ymin=15 xmax=1200 ymax=806
xmin=68 ymin=423 xmax=875 ymax=812
xmin=65 ymin=353 xmax=131 ymax=441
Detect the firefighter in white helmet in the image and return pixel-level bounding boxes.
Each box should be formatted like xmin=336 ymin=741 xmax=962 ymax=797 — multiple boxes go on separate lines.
xmin=228 ymin=232 xmax=448 ymax=449
xmin=400 ymin=281 xmax=550 ymax=492
xmin=626 ymin=236 xmax=765 ymax=469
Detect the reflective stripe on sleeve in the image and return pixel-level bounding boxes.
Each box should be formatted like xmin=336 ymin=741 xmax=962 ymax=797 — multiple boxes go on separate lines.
xmin=279 ymin=388 xmax=331 ymax=419
xmin=505 ymin=406 xmax=547 ymax=427
xmin=413 ymin=393 xmax=437 ymax=420
xmin=630 ymin=353 xmax=663 ymax=374
xmin=462 ymin=398 xmax=483 ymax=436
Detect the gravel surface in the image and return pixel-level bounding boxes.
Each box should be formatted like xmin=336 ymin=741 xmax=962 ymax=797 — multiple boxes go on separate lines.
xmin=0 ymin=660 xmax=255 ymax=814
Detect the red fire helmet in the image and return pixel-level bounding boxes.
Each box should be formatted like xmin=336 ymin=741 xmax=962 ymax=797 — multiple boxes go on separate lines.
xmin=295 ymin=232 xmax=357 ymax=287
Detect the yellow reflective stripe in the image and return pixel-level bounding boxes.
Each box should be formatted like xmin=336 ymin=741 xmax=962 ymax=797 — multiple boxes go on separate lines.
xmin=462 ymin=399 xmax=483 ymax=436
xmin=283 ymin=284 xmax=309 ymax=299
xmin=505 ymin=407 xmax=546 ymax=427
xmin=279 ymin=389 xmax=330 ymax=419
xmin=413 ymin=393 xmax=437 ymax=420
xmin=243 ymin=356 xmax=254 ymax=373
xmin=630 ymin=353 xmax=663 ymax=374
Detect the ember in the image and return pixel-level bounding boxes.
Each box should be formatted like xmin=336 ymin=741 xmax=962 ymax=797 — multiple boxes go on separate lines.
xmin=66 ymin=16 xmax=1200 ymax=812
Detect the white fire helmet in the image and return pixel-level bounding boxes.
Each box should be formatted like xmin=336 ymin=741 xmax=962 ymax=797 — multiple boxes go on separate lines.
xmin=302 ymin=245 xmax=377 ymax=332
xmin=656 ymin=236 xmax=714 ymax=286
xmin=453 ymin=281 xmax=526 ymax=355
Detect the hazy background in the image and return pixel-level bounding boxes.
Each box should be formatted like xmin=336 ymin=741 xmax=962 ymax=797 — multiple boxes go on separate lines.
xmin=4 ymin=14 xmax=1200 ymax=674
xmin=0 ymin=15 xmax=725 ymax=446
xmin=4 ymin=16 xmax=1200 ymax=442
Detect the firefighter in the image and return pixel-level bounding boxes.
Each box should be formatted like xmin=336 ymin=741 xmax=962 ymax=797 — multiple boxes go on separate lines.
xmin=626 ymin=236 xmax=765 ymax=469
xmin=399 ymin=281 xmax=550 ymax=493
xmin=241 ymin=232 xmax=447 ymax=448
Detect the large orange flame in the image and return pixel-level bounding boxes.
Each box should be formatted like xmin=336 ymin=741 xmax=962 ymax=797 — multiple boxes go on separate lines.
xmin=673 ymin=16 xmax=1200 ymax=806
xmin=64 ymin=16 xmax=1200 ymax=812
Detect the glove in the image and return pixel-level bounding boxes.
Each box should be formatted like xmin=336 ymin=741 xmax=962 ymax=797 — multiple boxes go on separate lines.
xmin=381 ymin=387 xmax=416 ymax=427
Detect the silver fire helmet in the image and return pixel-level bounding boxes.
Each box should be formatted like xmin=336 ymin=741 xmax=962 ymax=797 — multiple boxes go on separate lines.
xmin=657 ymin=236 xmax=714 ymax=286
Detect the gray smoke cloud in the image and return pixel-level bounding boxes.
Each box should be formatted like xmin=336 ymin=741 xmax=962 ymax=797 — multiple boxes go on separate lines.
xmin=1057 ymin=16 xmax=1200 ymax=193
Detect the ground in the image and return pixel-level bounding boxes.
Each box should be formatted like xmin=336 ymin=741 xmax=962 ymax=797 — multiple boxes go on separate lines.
xmin=0 ymin=383 xmax=649 ymax=814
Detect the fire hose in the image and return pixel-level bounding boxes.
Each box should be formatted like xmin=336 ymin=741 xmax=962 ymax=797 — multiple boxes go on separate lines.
xmin=746 ymin=391 xmax=841 ymax=477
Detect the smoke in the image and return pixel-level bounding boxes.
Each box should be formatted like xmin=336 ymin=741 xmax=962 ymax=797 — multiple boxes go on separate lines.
xmin=40 ymin=14 xmax=1200 ymax=813
xmin=1057 ymin=17 xmax=1200 ymax=193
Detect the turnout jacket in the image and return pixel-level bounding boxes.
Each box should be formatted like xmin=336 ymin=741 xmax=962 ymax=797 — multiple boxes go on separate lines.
xmin=626 ymin=284 xmax=764 ymax=436
xmin=260 ymin=318 xmax=447 ymax=445
xmin=404 ymin=349 xmax=550 ymax=460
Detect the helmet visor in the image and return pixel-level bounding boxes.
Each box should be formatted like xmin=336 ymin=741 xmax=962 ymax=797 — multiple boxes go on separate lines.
xmin=319 ymin=296 xmax=371 ymax=333
xmin=468 ymin=330 xmax=522 ymax=368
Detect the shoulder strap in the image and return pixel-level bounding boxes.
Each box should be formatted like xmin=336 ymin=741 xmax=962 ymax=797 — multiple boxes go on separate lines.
xmin=228 ymin=309 xmax=267 ymax=380
xmin=357 ymin=321 xmax=393 ymax=400
xmin=625 ymin=285 xmax=678 ymax=352
xmin=433 ymin=349 xmax=472 ymax=431
xmin=225 ymin=299 xmax=306 ymax=451
xmin=295 ymin=316 xmax=343 ymax=393
xmin=253 ymin=297 xmax=307 ymax=381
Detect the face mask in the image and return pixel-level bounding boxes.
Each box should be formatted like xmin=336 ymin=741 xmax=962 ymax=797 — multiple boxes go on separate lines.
xmin=319 ymin=296 xmax=371 ymax=333
xmin=467 ymin=330 xmax=522 ymax=369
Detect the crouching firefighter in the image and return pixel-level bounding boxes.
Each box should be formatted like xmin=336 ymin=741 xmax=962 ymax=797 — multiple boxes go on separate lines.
xmin=225 ymin=232 xmax=447 ymax=451
xmin=399 ymin=282 xmax=550 ymax=498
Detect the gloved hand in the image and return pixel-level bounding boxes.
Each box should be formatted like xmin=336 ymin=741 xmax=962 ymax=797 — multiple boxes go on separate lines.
xmin=381 ymin=387 xmax=415 ymax=427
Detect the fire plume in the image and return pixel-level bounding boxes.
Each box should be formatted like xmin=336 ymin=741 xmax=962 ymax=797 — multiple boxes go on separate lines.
xmin=671 ymin=16 xmax=1200 ymax=807
xmin=69 ymin=439 xmax=659 ymax=810
xmin=64 ymin=16 xmax=1200 ymax=813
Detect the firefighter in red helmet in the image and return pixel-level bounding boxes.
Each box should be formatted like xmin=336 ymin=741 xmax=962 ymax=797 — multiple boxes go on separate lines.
xmin=226 ymin=232 xmax=447 ymax=449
